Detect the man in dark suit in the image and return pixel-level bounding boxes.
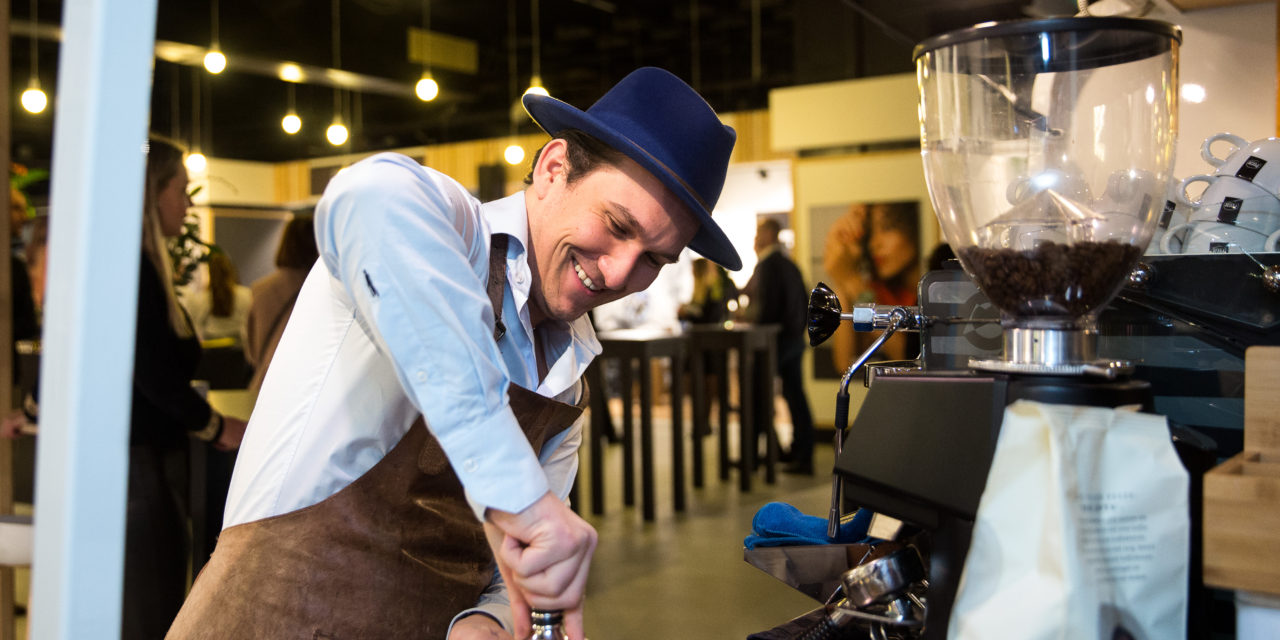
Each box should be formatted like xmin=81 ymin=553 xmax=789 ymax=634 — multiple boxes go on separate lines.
xmin=744 ymin=218 xmax=815 ymax=474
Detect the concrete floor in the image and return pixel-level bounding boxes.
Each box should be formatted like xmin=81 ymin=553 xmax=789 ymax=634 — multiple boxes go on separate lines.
xmin=8 ymin=395 xmax=837 ymax=639
xmin=579 ymin=397 xmax=836 ymax=640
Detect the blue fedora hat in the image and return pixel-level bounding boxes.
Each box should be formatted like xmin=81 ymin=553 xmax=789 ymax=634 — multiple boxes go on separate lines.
xmin=522 ymin=67 xmax=741 ymax=271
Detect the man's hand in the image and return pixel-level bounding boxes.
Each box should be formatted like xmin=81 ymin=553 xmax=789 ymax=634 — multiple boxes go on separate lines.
xmin=214 ymin=416 xmax=248 ymax=451
xmin=1 ymin=410 xmax=26 ymax=439
xmin=484 ymin=492 xmax=598 ymax=640
xmin=448 ymin=613 xmax=513 ymax=640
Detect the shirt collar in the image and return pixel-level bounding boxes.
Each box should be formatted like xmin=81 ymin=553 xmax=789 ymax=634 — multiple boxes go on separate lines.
xmin=481 ymin=192 xmax=601 ymax=396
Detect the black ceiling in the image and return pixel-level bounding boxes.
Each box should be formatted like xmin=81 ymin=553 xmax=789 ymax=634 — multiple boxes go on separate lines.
xmin=9 ymin=0 xmax=1081 ymax=170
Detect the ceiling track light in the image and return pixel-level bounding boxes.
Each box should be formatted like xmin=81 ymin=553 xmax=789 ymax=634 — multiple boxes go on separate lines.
xmin=20 ymin=0 xmax=46 ymax=114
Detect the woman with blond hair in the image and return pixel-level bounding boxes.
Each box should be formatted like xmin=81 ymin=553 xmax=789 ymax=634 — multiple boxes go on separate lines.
xmin=124 ymin=135 xmax=247 ymax=638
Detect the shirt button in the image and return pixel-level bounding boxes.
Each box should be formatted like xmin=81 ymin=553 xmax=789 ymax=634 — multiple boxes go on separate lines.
xmin=464 ymin=458 xmax=478 ymax=473
xmin=416 ymin=370 xmax=427 ymax=382
xmin=514 ymin=270 xmax=526 ymax=284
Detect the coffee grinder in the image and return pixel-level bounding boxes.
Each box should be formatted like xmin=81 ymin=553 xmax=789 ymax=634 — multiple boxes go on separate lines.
xmin=804 ymin=17 xmax=1205 ymax=639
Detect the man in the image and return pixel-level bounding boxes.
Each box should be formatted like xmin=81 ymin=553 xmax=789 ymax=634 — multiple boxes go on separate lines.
xmin=744 ymin=219 xmax=815 ymax=475
xmin=166 ymin=67 xmax=739 ymax=640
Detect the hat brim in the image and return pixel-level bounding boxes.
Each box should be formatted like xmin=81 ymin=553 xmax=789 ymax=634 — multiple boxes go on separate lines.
xmin=523 ymin=93 xmax=742 ymax=271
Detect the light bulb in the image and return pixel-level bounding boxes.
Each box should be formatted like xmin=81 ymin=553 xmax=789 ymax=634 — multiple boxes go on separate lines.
xmin=279 ymin=63 xmax=303 ymax=83
xmin=327 ymin=121 xmax=349 ymax=146
xmin=20 ymin=87 xmax=47 ymax=114
xmin=282 ymin=113 xmax=302 ymax=134
xmin=523 ymin=84 xmax=549 ymax=98
xmin=504 ymin=144 xmax=525 ymax=165
xmin=416 ymin=75 xmax=439 ymax=102
xmin=204 ymin=50 xmax=227 ymax=74
xmin=185 ymin=152 xmax=208 ymax=174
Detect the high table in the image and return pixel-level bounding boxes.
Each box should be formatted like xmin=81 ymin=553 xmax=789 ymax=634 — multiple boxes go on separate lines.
xmin=686 ymin=323 xmax=780 ymax=492
xmin=585 ymin=328 xmax=689 ymax=521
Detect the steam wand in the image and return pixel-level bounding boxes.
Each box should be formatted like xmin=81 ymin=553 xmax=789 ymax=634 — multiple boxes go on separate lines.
xmin=825 ymin=310 xmax=906 ymax=538
xmin=807 ymin=282 xmax=920 ymax=539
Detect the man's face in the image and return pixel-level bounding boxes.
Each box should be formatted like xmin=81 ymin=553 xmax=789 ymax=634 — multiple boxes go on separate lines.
xmin=526 ymin=140 xmax=699 ymax=325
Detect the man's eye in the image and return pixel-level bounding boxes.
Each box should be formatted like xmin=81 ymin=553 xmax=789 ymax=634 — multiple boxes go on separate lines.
xmin=645 ymin=254 xmax=665 ymax=268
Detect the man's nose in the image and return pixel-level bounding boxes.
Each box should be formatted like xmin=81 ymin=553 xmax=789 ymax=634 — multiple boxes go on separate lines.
xmin=597 ymin=247 xmax=642 ymax=291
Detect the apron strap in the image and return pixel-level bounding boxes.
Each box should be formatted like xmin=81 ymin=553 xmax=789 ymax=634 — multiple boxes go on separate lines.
xmin=487 ymin=234 xmax=509 ymax=342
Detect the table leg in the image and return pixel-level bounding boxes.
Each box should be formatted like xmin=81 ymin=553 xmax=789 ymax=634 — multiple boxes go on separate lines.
xmin=621 ymin=358 xmax=635 ymax=507
xmin=639 ymin=356 xmax=655 ymax=522
xmin=587 ymin=360 xmax=607 ymax=515
xmin=738 ymin=347 xmax=755 ymax=492
xmin=717 ymin=353 xmax=731 ymax=482
xmin=758 ymin=346 xmax=777 ymax=485
xmin=690 ymin=349 xmax=706 ymax=489
xmin=670 ymin=351 xmax=686 ymax=512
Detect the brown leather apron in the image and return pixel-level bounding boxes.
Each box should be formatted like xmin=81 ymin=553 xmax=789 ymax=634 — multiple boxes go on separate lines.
xmin=167 ymin=235 xmax=585 ymax=639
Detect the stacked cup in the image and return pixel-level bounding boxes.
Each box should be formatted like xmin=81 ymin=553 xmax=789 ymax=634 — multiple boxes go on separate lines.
xmin=1160 ymin=133 xmax=1280 ymax=255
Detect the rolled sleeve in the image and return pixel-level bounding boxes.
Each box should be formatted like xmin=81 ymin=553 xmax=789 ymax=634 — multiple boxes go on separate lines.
xmin=315 ymin=152 xmax=547 ymax=515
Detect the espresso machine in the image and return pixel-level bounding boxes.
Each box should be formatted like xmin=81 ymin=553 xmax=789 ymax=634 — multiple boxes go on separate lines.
xmin=748 ymin=16 xmax=1249 ymax=640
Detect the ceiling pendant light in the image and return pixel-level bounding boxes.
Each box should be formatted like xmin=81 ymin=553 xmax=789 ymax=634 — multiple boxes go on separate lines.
xmin=20 ymin=0 xmax=47 ymax=114
xmin=186 ymin=70 xmax=208 ymax=173
xmin=415 ymin=0 xmax=439 ymax=102
xmin=504 ymin=0 xmax=524 ymax=166
xmin=328 ymin=0 xmax=349 ymax=147
xmin=326 ymin=119 xmax=349 ymax=146
xmin=282 ymin=83 xmax=302 ymax=134
xmin=203 ymin=0 xmax=226 ymax=74
xmin=524 ymin=0 xmax=547 ymax=97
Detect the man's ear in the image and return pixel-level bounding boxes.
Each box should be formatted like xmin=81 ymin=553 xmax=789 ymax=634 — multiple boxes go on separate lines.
xmin=530 ymin=138 xmax=569 ymax=199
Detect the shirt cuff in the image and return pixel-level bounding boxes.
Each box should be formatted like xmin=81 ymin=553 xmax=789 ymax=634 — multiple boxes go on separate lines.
xmin=446 ymin=608 xmax=510 ymax=637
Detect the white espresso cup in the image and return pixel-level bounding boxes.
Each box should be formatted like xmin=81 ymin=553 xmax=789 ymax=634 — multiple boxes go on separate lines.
xmin=1147 ymin=198 xmax=1191 ymax=255
xmin=1178 ymin=174 xmax=1280 ymax=235
xmin=1161 ymin=220 xmax=1280 ymax=255
xmin=1203 ymin=134 xmax=1280 ymax=196
xmin=1201 ymin=132 xmax=1249 ymax=168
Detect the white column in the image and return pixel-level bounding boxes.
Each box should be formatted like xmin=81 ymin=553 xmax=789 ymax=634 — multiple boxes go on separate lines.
xmin=29 ymin=0 xmax=158 ymax=637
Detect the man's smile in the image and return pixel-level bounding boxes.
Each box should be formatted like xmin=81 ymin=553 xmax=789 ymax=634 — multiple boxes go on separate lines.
xmin=572 ymin=257 xmax=600 ymax=292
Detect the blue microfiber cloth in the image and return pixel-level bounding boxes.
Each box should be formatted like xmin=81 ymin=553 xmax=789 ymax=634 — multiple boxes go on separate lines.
xmin=743 ymin=501 xmax=875 ymax=549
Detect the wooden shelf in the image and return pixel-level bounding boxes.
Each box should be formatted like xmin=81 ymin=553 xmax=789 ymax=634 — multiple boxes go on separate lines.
xmin=1203 ymin=346 xmax=1280 ymax=596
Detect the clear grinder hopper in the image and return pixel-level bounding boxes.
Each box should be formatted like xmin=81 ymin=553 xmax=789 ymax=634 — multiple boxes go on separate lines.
xmin=915 ymin=18 xmax=1181 ymax=376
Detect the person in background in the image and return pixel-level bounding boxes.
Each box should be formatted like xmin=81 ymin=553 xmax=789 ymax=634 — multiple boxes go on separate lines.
xmin=183 ymin=250 xmax=253 ymax=344
xmin=743 ymin=218 xmax=815 ymax=475
xmin=166 ymin=67 xmax=739 ymax=640
xmin=127 ymin=135 xmax=248 ymax=638
xmin=10 ymin=187 xmax=38 ymax=343
xmin=823 ymin=202 xmax=921 ymax=368
xmin=678 ymin=257 xmax=737 ymax=326
xmin=242 ymin=214 xmax=318 ymax=396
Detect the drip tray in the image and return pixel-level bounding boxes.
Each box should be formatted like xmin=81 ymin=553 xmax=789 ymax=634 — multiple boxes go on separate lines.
xmin=744 ymin=543 xmax=904 ymax=603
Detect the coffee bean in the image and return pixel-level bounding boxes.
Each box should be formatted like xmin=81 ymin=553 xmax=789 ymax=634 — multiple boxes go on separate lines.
xmin=958 ymin=241 xmax=1141 ymax=317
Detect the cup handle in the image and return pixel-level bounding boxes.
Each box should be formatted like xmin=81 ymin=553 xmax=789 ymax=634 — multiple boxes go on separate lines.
xmin=1177 ymin=174 xmax=1215 ymax=208
xmin=1161 ymin=222 xmax=1192 ymax=254
xmin=1268 ymin=229 xmax=1280 ymax=252
xmin=1201 ymin=132 xmax=1249 ymax=168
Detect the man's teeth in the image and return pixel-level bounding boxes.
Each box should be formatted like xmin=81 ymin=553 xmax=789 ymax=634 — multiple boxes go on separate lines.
xmin=574 ymin=261 xmax=598 ymax=291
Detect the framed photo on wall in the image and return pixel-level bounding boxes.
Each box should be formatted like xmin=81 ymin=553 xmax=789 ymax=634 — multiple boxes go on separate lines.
xmin=808 ymin=200 xmax=922 ymax=380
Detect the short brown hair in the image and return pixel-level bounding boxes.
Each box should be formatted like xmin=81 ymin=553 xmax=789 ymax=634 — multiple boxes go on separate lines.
xmin=523 ymin=129 xmax=628 ymax=186
xmin=276 ymin=214 xmax=319 ymax=269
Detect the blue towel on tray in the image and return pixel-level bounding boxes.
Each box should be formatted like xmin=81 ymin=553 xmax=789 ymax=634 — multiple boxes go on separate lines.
xmin=743 ymin=501 xmax=874 ymax=549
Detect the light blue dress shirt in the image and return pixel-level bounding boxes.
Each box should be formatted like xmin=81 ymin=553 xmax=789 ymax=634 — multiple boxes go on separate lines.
xmin=221 ymin=152 xmax=601 ymax=632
